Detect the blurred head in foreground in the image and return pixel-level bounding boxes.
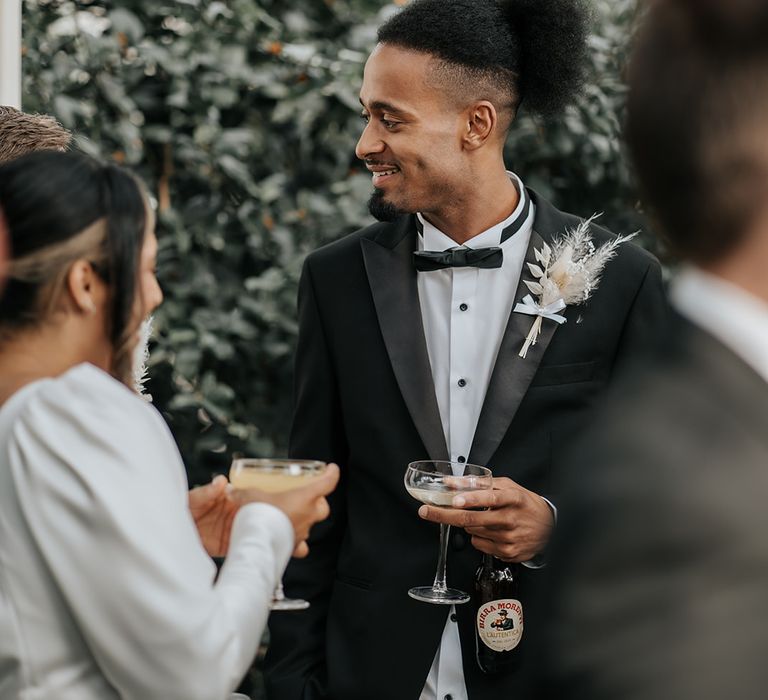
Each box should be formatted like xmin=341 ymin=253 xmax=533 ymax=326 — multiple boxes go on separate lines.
xmin=0 ymin=106 xmax=71 ymax=165
xmin=0 ymin=151 xmax=162 ymax=387
xmin=626 ymin=0 xmax=768 ymax=281
xmin=537 ymin=4 xmax=768 ymax=699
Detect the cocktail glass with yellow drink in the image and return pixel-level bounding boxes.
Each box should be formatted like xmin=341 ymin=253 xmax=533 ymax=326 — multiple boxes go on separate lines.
xmin=229 ymin=458 xmax=327 ymax=611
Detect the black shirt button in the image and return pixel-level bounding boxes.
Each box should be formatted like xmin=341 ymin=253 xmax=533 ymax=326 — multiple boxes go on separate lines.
xmin=450 ymin=613 xmax=458 ymax=622
xmin=458 ymin=378 xmax=467 ymax=387
xmin=459 ymin=303 xmax=468 ymax=312
xmin=445 ymin=695 xmax=453 ymax=700
xmin=457 ymin=456 xmax=466 ymax=463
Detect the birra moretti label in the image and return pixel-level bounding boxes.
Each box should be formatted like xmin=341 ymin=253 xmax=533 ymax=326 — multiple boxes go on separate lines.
xmin=476 ymin=598 xmax=523 ymax=652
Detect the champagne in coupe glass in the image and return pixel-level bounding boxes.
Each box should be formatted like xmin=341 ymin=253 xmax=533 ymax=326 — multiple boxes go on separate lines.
xmin=229 ymin=458 xmax=326 ymax=611
xmin=405 ymin=460 xmax=493 ymax=604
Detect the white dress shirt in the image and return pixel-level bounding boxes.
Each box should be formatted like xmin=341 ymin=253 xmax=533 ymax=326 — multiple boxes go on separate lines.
xmin=671 ymin=266 xmax=768 ymax=383
xmin=417 ymin=172 xmax=535 ymax=700
xmin=0 ymin=363 xmax=293 ymax=700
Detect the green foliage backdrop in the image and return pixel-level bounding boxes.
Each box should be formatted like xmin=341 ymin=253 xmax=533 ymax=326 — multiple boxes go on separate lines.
xmin=21 ymin=0 xmax=645 ymax=486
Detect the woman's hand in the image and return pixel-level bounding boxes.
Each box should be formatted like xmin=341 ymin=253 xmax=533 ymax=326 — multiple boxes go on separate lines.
xmin=233 ymin=463 xmax=340 ymax=557
xmin=188 ymin=475 xmax=239 ymax=557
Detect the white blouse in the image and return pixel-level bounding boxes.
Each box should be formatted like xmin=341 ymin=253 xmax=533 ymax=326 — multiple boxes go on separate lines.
xmin=0 ymin=363 xmax=293 ymax=700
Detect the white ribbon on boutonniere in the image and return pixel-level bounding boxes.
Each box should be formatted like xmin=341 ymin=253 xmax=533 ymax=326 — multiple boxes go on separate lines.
xmin=514 ymin=215 xmax=637 ymax=358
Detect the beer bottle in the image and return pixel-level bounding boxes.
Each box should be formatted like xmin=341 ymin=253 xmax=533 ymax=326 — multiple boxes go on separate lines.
xmin=473 ymin=554 xmax=524 ymax=673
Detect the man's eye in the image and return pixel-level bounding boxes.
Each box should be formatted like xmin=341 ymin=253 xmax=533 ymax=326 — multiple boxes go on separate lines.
xmin=381 ymin=118 xmax=398 ymax=130
xmin=360 ymin=113 xmax=370 ymax=123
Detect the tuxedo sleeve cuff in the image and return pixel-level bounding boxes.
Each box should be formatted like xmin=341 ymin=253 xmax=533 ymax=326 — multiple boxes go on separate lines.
xmin=521 ymin=496 xmax=557 ymax=570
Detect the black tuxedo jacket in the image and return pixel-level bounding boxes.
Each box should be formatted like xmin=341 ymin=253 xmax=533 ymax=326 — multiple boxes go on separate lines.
xmin=265 ymin=191 xmax=667 ymax=700
xmin=536 ymin=315 xmax=768 ymax=700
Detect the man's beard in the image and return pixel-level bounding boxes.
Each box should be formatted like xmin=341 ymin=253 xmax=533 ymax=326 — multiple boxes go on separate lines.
xmin=367 ymin=188 xmax=408 ymax=222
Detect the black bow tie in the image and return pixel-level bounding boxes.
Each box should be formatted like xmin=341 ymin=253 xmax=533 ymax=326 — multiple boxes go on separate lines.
xmin=413 ymin=247 xmax=504 ymax=272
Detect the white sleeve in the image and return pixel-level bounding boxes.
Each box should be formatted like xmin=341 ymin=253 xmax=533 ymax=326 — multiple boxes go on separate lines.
xmin=10 ymin=366 xmax=293 ymax=700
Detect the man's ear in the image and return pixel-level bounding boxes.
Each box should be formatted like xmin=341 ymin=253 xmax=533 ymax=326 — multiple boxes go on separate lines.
xmin=66 ymin=260 xmax=98 ymax=314
xmin=463 ymin=101 xmax=498 ymax=150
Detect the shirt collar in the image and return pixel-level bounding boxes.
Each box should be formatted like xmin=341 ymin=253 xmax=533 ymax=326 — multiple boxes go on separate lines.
xmin=417 ymin=171 xmax=532 ymax=252
xmin=671 ymin=265 xmax=768 ymax=383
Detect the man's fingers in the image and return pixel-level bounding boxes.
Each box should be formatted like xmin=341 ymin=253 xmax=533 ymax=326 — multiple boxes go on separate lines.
xmin=465 ymin=525 xmax=518 ymax=541
xmin=451 ymin=485 xmax=524 ymax=509
xmin=419 ymin=503 xmax=524 ymax=529
xmin=419 ymin=504 xmax=487 ymax=528
xmin=470 ymin=535 xmax=524 ymax=562
xmin=491 ymin=476 xmax=517 ymax=489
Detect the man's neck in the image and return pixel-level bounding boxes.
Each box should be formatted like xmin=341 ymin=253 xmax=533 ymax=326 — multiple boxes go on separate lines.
xmin=420 ymin=173 xmax=520 ymax=245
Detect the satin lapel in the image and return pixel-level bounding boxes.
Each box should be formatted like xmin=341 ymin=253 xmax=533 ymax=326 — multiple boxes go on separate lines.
xmin=361 ymin=219 xmax=449 ymax=462
xmin=469 ymin=226 xmax=563 ymax=468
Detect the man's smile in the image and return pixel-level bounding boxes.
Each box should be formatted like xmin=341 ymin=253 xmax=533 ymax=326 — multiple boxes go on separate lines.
xmin=365 ymin=161 xmax=401 ymax=185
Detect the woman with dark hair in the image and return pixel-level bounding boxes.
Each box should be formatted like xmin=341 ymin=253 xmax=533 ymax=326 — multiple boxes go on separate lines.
xmin=0 ymin=151 xmax=338 ymax=700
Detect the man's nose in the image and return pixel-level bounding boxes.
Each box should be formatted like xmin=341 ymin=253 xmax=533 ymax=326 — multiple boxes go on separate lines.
xmin=355 ymin=123 xmax=385 ymax=161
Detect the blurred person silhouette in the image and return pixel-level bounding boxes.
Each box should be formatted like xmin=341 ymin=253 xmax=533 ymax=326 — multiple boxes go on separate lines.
xmin=0 ymin=105 xmax=71 ymax=164
xmin=0 ymin=150 xmax=339 ymax=700
xmin=537 ymin=1 xmax=768 ymax=699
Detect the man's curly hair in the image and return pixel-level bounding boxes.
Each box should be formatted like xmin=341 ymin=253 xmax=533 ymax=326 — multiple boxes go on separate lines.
xmin=0 ymin=106 xmax=71 ymax=165
xmin=377 ymin=0 xmax=589 ymax=123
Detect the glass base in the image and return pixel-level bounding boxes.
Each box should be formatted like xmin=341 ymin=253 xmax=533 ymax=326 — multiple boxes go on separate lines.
xmin=270 ymin=596 xmax=310 ymax=611
xmin=408 ymin=586 xmax=470 ymax=605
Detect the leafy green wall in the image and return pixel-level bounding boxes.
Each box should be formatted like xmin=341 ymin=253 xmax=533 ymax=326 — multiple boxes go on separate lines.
xmin=22 ymin=0 xmax=648 ymax=486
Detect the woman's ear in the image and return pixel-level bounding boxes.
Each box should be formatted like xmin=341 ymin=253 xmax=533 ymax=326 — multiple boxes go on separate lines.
xmin=66 ymin=260 xmax=99 ymax=314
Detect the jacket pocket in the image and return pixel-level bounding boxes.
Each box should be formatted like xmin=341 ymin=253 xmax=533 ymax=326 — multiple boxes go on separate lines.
xmin=530 ymin=360 xmax=597 ymax=387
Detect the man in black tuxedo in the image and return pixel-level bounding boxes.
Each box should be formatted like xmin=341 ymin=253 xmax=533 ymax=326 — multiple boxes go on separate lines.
xmin=538 ymin=2 xmax=768 ymax=698
xmin=265 ymin=1 xmax=666 ymax=698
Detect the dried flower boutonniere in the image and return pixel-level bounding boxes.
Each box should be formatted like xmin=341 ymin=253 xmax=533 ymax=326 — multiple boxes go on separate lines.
xmin=514 ymin=215 xmax=636 ymax=358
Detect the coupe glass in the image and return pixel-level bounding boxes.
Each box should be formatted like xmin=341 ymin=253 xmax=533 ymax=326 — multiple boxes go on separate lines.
xmin=404 ymin=460 xmax=493 ymax=604
xmin=229 ymin=458 xmax=327 ymax=611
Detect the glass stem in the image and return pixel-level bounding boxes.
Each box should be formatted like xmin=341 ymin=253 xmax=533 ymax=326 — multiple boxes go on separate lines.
xmin=273 ymin=581 xmax=286 ymax=602
xmin=432 ymin=524 xmax=451 ymax=593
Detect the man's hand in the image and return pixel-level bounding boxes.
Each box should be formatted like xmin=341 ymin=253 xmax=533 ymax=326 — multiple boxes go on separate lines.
xmin=188 ymin=475 xmax=239 ymax=558
xmin=418 ymin=477 xmax=554 ymax=562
